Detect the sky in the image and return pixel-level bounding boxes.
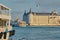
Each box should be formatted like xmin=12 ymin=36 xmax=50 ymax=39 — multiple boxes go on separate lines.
xmin=0 ymin=0 xmax=60 ymax=20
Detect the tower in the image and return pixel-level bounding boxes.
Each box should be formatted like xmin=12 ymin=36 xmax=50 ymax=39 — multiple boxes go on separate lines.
xmin=51 ymin=10 xmax=58 ymax=15
xmin=28 ymin=8 xmax=33 ymax=25
xmin=23 ymin=10 xmax=27 ymax=21
xmin=29 ymin=8 xmax=32 ymax=13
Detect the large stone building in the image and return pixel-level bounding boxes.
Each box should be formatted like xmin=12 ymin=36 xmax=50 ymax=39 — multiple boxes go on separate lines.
xmin=23 ymin=9 xmax=60 ymax=26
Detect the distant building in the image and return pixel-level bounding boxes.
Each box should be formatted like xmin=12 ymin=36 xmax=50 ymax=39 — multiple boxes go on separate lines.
xmin=23 ymin=9 xmax=60 ymax=26
xmin=11 ymin=16 xmax=27 ymax=27
xmin=19 ymin=20 xmax=26 ymax=27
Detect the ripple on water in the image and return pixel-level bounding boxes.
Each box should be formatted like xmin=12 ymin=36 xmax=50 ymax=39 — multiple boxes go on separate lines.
xmin=11 ymin=27 xmax=60 ymax=40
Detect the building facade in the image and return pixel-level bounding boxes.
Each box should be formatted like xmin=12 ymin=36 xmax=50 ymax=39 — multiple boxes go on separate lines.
xmin=23 ymin=10 xmax=60 ymax=26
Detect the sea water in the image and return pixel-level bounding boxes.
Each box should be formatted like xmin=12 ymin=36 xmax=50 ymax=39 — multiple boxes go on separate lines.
xmin=11 ymin=26 xmax=60 ymax=40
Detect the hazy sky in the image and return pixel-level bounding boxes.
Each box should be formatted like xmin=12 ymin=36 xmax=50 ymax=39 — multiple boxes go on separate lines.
xmin=0 ymin=0 xmax=60 ymax=20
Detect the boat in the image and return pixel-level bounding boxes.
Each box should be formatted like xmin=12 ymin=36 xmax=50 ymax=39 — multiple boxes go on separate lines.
xmin=11 ymin=16 xmax=26 ymax=27
xmin=0 ymin=4 xmax=15 ymax=40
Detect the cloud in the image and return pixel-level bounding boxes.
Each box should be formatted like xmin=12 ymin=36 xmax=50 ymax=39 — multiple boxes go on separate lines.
xmin=7 ymin=0 xmax=31 ymax=4
xmin=35 ymin=0 xmax=60 ymax=7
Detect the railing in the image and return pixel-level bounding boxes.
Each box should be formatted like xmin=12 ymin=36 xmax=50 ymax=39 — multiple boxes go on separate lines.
xmin=0 ymin=13 xmax=11 ymax=20
xmin=0 ymin=10 xmax=9 ymax=14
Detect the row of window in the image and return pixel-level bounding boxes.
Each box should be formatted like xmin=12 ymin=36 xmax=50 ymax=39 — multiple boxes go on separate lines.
xmin=0 ymin=19 xmax=9 ymax=27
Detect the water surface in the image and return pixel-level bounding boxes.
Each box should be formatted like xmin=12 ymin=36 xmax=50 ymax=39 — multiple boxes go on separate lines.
xmin=11 ymin=26 xmax=60 ymax=40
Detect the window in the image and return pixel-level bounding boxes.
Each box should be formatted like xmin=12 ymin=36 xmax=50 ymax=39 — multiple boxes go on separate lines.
xmin=0 ymin=19 xmax=7 ymax=27
xmin=0 ymin=19 xmax=3 ymax=26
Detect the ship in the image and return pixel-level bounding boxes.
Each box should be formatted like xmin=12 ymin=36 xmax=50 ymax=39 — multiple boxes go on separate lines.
xmin=0 ymin=4 xmax=15 ymax=40
xmin=11 ymin=16 xmax=26 ymax=27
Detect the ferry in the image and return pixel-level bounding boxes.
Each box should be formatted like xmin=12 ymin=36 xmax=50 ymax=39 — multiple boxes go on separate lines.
xmin=11 ymin=16 xmax=26 ymax=27
xmin=0 ymin=4 xmax=15 ymax=40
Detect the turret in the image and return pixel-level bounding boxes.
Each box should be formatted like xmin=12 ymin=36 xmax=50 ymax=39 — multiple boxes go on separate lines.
xmin=51 ymin=10 xmax=58 ymax=15
xmin=29 ymin=8 xmax=32 ymax=13
xmin=24 ymin=10 xmax=26 ymax=15
xmin=23 ymin=10 xmax=27 ymax=21
xmin=52 ymin=10 xmax=58 ymax=13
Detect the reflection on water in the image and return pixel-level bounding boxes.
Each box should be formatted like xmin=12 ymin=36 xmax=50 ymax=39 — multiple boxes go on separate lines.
xmin=11 ymin=27 xmax=60 ymax=40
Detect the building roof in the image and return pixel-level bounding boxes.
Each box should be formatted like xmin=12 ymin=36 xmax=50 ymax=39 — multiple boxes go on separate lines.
xmin=32 ymin=12 xmax=52 ymax=15
xmin=24 ymin=12 xmax=52 ymax=16
xmin=23 ymin=10 xmax=60 ymax=16
xmin=0 ymin=4 xmax=11 ymax=10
